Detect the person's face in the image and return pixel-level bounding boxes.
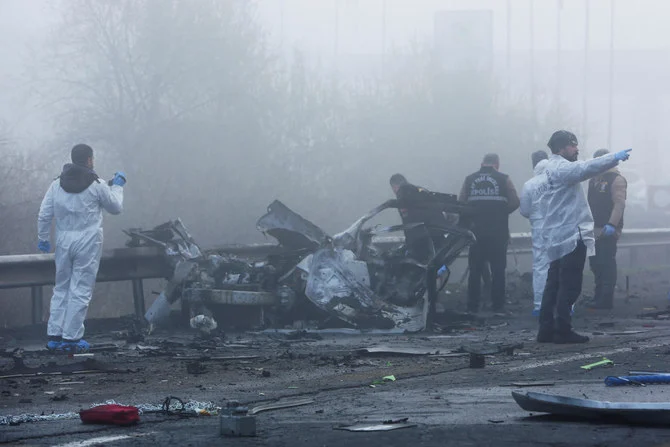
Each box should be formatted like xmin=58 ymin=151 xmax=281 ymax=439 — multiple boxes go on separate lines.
xmin=559 ymin=144 xmax=579 ymax=162
xmin=391 ymin=183 xmax=400 ymax=194
xmin=87 ymin=156 xmax=94 ymax=169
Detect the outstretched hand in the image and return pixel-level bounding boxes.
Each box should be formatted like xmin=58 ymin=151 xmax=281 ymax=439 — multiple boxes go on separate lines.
xmin=614 ymin=148 xmax=632 ymax=162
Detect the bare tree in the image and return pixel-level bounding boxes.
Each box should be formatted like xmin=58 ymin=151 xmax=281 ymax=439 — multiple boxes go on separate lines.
xmin=30 ymin=0 xmax=290 ymax=244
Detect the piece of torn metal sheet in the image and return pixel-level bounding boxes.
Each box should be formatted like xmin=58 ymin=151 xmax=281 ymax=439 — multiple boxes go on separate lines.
xmin=512 ymin=391 xmax=670 ymax=425
xmin=248 ymin=399 xmax=315 ymax=415
xmin=335 ymin=419 xmax=417 ymax=432
xmin=592 ymin=330 xmax=647 ymax=336
xmin=629 ymin=371 xmax=670 ymax=376
xmin=255 ymin=328 xmax=407 ymax=335
xmin=0 ymin=357 xmax=129 ymax=380
xmin=507 ymin=381 xmax=555 ymax=387
xmin=174 ymin=355 xmax=259 ymax=361
xmin=183 ymin=288 xmax=277 ymax=306
xmin=357 ymin=346 xmax=441 ymax=356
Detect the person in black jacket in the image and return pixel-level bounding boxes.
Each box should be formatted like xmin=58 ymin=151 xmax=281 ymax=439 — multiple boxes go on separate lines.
xmin=459 ymin=153 xmax=520 ymax=314
xmin=389 ymin=174 xmax=448 ymax=262
xmin=587 ymin=148 xmax=628 ymax=310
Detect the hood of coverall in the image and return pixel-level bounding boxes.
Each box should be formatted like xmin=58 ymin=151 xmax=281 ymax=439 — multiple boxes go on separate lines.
xmin=59 ymin=163 xmax=99 ymax=194
xmin=533 ymin=159 xmax=548 ymax=176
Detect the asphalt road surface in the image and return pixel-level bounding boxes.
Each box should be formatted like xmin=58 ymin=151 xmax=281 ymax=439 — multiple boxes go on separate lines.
xmin=3 ymin=285 xmax=670 ymax=446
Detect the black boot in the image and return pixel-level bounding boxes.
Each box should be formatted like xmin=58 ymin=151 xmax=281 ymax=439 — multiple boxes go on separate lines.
xmin=536 ymin=327 xmax=554 ymax=343
xmin=553 ymin=329 xmax=589 ymax=344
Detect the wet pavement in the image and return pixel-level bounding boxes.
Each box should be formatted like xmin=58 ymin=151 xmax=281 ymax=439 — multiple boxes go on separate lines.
xmin=3 ymin=290 xmax=670 ymax=446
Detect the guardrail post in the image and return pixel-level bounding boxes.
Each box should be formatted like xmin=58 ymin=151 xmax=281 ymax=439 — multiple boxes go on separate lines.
xmin=132 ymin=279 xmax=145 ymax=317
xmin=31 ymin=286 xmax=43 ymax=324
xmin=630 ymin=246 xmax=638 ymax=268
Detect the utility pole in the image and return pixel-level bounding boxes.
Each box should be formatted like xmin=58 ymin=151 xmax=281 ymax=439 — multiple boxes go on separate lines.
xmin=582 ymin=0 xmax=590 ymax=138
xmin=280 ymin=0 xmax=285 ymax=50
xmin=381 ymin=0 xmax=387 ymax=72
xmin=556 ymin=0 xmax=562 ymax=113
xmin=530 ymin=0 xmax=536 ymax=126
xmin=334 ymin=0 xmax=340 ymax=70
xmin=506 ymin=0 xmax=512 ymax=80
xmin=607 ymin=0 xmax=615 ymax=149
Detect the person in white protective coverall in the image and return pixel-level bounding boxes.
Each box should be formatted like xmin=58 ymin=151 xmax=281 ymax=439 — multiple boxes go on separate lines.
xmin=536 ymin=131 xmax=631 ymax=344
xmin=37 ymin=144 xmax=126 ymax=353
xmin=519 ymin=150 xmax=549 ymax=316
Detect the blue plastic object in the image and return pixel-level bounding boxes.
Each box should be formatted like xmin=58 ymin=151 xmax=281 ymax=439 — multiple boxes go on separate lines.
xmin=602 ymin=224 xmax=616 ymax=237
xmin=46 ymin=340 xmax=62 ymax=351
xmin=60 ymin=339 xmax=90 ymax=353
xmin=605 ymin=374 xmax=670 ymax=386
xmin=38 ymin=240 xmax=51 ymax=253
xmin=112 ymin=172 xmax=127 ymax=187
xmin=437 ymin=265 xmax=448 ymax=276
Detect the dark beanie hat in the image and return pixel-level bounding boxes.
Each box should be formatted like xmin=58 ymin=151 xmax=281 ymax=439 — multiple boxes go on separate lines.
xmin=71 ymin=144 xmax=93 ymax=166
xmin=531 ymin=150 xmax=549 ymax=168
xmin=547 ymin=130 xmax=578 ymax=153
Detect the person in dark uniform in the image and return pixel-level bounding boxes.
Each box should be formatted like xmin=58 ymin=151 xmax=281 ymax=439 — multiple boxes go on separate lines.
xmin=459 ymin=153 xmax=520 ymax=314
xmin=587 ymin=149 xmax=627 ymax=309
xmin=389 ymin=174 xmax=448 ymax=262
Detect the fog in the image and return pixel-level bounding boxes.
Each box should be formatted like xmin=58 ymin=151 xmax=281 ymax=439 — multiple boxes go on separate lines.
xmin=1 ymin=0 xmax=669 ymax=325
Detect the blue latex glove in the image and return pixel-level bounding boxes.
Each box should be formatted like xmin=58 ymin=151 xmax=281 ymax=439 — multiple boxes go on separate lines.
xmin=112 ymin=171 xmax=127 ymax=187
xmin=614 ymin=148 xmax=632 ymax=162
xmin=38 ymin=240 xmax=51 ymax=253
xmin=602 ymin=224 xmax=616 ymax=237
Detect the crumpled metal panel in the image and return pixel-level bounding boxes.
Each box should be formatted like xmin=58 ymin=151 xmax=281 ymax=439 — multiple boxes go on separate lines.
xmin=183 ymin=288 xmax=277 ymax=306
xmin=256 ymin=200 xmax=329 ymax=250
xmin=512 ymin=391 xmax=670 ymax=425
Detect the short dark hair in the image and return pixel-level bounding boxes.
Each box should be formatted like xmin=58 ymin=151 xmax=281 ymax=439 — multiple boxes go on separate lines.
xmin=547 ymin=130 xmax=578 ymax=153
xmin=531 ymin=150 xmax=549 ymax=168
xmin=593 ymin=148 xmax=609 ymax=158
xmin=482 ymin=153 xmax=499 ymax=165
xmin=71 ymin=144 xmax=93 ymax=166
xmin=389 ymin=173 xmax=407 ymax=186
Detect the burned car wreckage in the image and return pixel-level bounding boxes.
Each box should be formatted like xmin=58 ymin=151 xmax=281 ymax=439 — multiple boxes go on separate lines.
xmin=127 ymin=194 xmax=475 ymax=332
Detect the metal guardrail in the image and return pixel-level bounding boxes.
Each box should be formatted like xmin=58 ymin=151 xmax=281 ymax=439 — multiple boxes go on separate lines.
xmin=2 ymin=228 xmax=670 ymax=324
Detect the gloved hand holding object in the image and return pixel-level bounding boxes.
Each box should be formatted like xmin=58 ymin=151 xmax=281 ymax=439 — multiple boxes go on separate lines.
xmin=38 ymin=240 xmax=51 ymax=253
xmin=614 ymin=148 xmax=632 ymax=162
xmin=113 ymin=171 xmax=127 ymax=187
xmin=601 ymin=224 xmax=616 ymax=237
xmin=108 ymin=172 xmax=127 ymax=187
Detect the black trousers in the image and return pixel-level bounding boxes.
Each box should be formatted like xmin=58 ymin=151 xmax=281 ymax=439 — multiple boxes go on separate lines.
xmin=589 ymin=237 xmax=618 ymax=308
xmin=406 ymin=229 xmax=447 ymax=263
xmin=539 ymin=241 xmax=586 ymax=333
xmin=467 ymin=234 xmax=507 ymax=311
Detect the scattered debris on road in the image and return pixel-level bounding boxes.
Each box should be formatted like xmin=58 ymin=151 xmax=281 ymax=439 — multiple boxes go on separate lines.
xmin=248 ymin=398 xmax=315 ymax=415
xmin=220 ymin=401 xmax=256 ymax=437
xmin=512 ymin=391 xmax=670 ymax=425
xmin=335 ymin=418 xmax=417 ymax=432
xmin=80 ymin=404 xmax=140 ymax=426
xmin=135 ymin=198 xmax=474 ymax=332
xmin=507 ymin=381 xmax=555 ymax=387
xmin=580 ymin=358 xmax=614 ymax=370
xmin=605 ymin=374 xmax=670 ymax=386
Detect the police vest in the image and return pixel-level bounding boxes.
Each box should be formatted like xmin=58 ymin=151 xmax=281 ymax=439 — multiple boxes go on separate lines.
xmin=588 ymin=171 xmax=624 ymax=230
xmin=463 ymin=167 xmax=510 ymax=236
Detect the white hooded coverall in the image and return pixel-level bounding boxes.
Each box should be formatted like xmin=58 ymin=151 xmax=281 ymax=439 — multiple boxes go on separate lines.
xmin=519 ymin=159 xmax=549 ymax=311
xmin=38 ymin=177 xmax=123 ymax=341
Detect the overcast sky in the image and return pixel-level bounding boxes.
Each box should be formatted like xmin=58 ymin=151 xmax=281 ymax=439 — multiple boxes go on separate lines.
xmin=1 ymin=0 xmax=669 ymax=156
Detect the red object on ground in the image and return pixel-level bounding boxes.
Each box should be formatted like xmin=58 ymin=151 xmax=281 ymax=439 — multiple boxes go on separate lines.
xmin=79 ymin=404 xmax=140 ymax=426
